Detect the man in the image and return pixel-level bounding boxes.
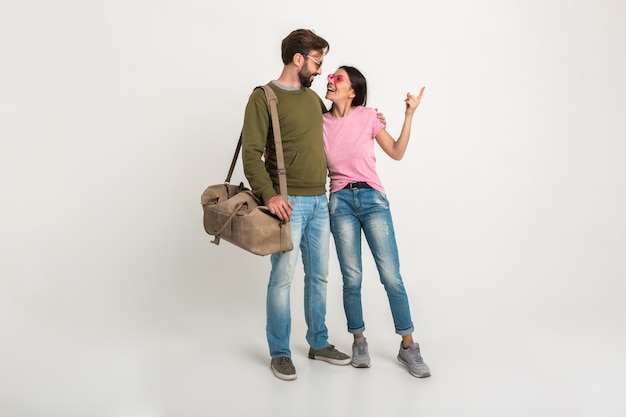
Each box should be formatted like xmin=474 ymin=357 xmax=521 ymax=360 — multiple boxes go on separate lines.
xmin=241 ymin=29 xmax=350 ymax=381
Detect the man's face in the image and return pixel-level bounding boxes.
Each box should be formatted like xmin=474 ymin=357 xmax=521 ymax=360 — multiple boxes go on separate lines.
xmin=298 ymin=66 xmax=314 ymax=88
xmin=298 ymin=52 xmax=323 ymax=88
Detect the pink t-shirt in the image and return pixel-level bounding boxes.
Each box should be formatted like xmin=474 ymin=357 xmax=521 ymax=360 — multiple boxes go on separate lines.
xmin=323 ymin=106 xmax=386 ymax=193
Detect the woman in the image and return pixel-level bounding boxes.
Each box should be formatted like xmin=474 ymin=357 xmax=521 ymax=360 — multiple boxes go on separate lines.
xmin=323 ymin=66 xmax=430 ymax=378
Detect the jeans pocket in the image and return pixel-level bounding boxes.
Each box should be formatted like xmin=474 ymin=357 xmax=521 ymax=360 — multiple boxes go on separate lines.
xmin=372 ymin=190 xmax=390 ymax=208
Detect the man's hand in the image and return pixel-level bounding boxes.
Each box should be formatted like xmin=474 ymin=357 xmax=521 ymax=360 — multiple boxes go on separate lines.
xmin=266 ymin=195 xmax=293 ymax=221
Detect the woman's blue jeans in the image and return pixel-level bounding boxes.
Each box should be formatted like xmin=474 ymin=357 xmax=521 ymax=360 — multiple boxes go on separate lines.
xmin=267 ymin=194 xmax=330 ymax=358
xmin=329 ymin=188 xmax=414 ymax=336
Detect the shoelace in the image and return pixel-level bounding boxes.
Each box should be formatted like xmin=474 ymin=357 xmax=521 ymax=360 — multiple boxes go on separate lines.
xmin=277 ymin=357 xmax=292 ymax=366
xmin=409 ymin=347 xmax=424 ymax=363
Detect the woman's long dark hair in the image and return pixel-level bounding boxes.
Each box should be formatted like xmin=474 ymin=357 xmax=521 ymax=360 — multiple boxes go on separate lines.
xmin=341 ymin=65 xmax=367 ymax=107
xmin=329 ymin=66 xmax=368 ymax=114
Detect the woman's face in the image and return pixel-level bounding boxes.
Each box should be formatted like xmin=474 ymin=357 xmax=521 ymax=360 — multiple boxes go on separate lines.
xmin=325 ymin=68 xmax=353 ymax=103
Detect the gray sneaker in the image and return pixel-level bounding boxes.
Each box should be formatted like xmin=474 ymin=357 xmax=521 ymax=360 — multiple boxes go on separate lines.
xmin=308 ymin=344 xmax=351 ymax=365
xmin=351 ymin=337 xmax=371 ymax=368
xmin=397 ymin=342 xmax=431 ymax=378
xmin=271 ymin=357 xmax=297 ymax=381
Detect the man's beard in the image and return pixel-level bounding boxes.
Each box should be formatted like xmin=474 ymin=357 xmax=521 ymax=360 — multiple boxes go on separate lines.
xmin=298 ymin=68 xmax=313 ymax=88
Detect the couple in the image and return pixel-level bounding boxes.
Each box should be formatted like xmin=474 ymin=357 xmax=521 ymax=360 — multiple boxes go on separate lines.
xmin=241 ymin=29 xmax=429 ymax=381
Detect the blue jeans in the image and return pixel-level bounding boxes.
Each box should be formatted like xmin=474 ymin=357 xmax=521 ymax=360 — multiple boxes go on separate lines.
xmin=329 ymin=188 xmax=414 ymax=336
xmin=267 ymin=194 xmax=330 ymax=358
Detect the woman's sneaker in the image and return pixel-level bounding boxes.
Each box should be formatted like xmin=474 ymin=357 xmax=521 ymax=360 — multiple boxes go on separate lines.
xmin=351 ymin=337 xmax=371 ymax=368
xmin=271 ymin=357 xmax=297 ymax=381
xmin=397 ymin=342 xmax=431 ymax=378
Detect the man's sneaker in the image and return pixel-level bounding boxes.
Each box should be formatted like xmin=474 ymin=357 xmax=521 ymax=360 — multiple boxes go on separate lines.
xmin=397 ymin=342 xmax=431 ymax=378
xmin=351 ymin=337 xmax=371 ymax=368
xmin=308 ymin=344 xmax=351 ymax=365
xmin=271 ymin=357 xmax=297 ymax=381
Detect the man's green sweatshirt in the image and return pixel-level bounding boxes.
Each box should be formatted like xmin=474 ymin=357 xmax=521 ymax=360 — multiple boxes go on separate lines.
xmin=242 ymin=83 xmax=328 ymax=203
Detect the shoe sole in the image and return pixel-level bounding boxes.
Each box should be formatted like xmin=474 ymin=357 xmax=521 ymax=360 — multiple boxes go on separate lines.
xmin=271 ymin=368 xmax=297 ymax=381
xmin=308 ymin=354 xmax=351 ymax=366
xmin=271 ymin=365 xmax=297 ymax=381
xmin=351 ymin=361 xmax=371 ymax=368
xmin=397 ymin=355 xmax=431 ymax=378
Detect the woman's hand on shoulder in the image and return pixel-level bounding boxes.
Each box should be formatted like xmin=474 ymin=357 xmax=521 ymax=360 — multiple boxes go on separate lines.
xmin=374 ymin=108 xmax=386 ymax=126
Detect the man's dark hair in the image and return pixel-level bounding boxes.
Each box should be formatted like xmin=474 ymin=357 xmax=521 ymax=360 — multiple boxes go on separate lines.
xmin=281 ymin=29 xmax=330 ymax=65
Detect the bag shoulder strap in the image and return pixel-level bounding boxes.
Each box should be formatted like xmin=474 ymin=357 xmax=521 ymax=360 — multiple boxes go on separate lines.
xmin=225 ymin=133 xmax=242 ymax=184
xmin=226 ymin=84 xmax=288 ymax=200
xmin=260 ymin=84 xmax=287 ymax=200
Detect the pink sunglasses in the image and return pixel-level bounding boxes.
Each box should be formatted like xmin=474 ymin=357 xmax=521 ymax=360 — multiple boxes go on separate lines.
xmin=327 ymin=74 xmax=352 ymax=85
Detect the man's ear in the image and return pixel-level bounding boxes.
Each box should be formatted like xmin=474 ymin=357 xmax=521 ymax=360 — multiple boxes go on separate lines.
xmin=293 ymin=52 xmax=305 ymax=68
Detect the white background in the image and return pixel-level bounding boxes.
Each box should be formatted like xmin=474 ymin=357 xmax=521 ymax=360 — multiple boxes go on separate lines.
xmin=1 ymin=1 xmax=625 ymax=416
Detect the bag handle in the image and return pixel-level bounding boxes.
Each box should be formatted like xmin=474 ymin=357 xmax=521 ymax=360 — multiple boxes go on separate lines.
xmin=225 ymin=133 xmax=242 ymax=184
xmin=225 ymin=84 xmax=288 ymax=200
